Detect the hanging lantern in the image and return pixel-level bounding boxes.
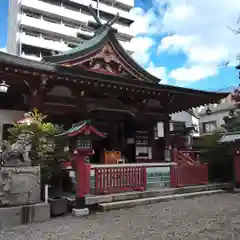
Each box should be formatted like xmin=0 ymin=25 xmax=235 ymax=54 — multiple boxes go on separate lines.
xmin=0 ymin=81 xmax=9 ymax=93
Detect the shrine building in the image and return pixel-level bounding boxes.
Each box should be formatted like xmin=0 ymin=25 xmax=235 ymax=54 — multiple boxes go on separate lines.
xmin=0 ymin=8 xmax=228 ymax=164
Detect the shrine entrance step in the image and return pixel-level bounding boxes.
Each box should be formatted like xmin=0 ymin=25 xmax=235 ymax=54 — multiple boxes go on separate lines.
xmin=85 ymin=183 xmax=230 ymax=205
xmin=60 ymin=183 xmax=230 ymax=207
xmin=99 ymin=189 xmax=225 ymax=211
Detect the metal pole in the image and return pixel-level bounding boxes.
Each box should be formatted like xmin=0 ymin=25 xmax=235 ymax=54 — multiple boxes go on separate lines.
xmin=97 ymin=0 xmax=99 ymax=17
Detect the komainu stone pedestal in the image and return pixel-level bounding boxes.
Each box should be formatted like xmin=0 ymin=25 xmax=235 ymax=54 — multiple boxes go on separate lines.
xmin=0 ymin=166 xmax=40 ymax=206
xmin=0 ymin=166 xmax=50 ymax=230
xmin=0 ymin=202 xmax=50 ymax=230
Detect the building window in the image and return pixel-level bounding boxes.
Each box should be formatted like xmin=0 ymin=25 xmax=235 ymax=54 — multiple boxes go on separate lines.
xmin=202 ymin=121 xmax=217 ymax=133
xmin=172 ymin=122 xmax=185 ymax=131
xmin=24 ymin=30 xmax=41 ymax=38
xmin=23 ymin=9 xmax=41 ymax=19
xmin=43 ymin=15 xmax=61 ymax=24
xmin=40 ymin=0 xmax=62 ymax=6
xmin=42 ymin=34 xmax=59 ymax=42
xmin=63 ymin=21 xmax=80 ymax=29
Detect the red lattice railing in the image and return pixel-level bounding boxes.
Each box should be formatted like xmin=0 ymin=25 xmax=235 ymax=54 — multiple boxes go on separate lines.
xmin=171 ymin=148 xmax=208 ymax=187
xmin=170 ymin=163 xmax=208 ymax=187
xmin=94 ymin=166 xmax=147 ymax=194
xmin=179 ymin=150 xmax=200 ymax=163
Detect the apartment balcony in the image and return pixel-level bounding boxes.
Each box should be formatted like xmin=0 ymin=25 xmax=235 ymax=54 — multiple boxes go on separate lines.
xmin=22 ymin=0 xmax=90 ymax=24
xmin=20 ymin=14 xmax=94 ymax=40
xmin=21 ymin=0 xmax=134 ymax=39
xmin=19 ymin=33 xmax=71 ymax=52
xmin=20 ymin=52 xmax=42 ymax=61
xmin=116 ymin=0 xmax=134 ymax=9
xmin=19 ymin=33 xmax=133 ymax=58
xmin=69 ymin=0 xmax=134 ymax=22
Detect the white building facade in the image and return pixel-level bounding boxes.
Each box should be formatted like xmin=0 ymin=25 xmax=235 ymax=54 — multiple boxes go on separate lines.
xmin=156 ymin=110 xmax=200 ymax=139
xmin=7 ymin=0 xmax=135 ymax=61
xmin=196 ymin=93 xmax=234 ymax=135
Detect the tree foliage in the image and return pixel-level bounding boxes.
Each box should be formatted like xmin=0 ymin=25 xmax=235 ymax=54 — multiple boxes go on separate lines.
xmin=193 ymin=131 xmax=233 ymax=182
xmin=7 ymin=109 xmax=64 ymax=167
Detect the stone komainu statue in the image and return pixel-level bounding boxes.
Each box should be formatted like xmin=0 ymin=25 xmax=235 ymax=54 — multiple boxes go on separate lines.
xmin=2 ymin=131 xmax=33 ymax=167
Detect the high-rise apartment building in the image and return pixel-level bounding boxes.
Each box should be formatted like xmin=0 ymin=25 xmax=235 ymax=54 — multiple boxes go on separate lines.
xmin=7 ymin=0 xmax=135 ymax=61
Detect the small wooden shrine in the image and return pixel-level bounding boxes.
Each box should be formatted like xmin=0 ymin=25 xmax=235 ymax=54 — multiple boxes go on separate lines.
xmin=0 ymin=6 xmax=228 ymax=163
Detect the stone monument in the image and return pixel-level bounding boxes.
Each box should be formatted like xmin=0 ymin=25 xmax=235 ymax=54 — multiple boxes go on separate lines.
xmin=0 ymin=131 xmax=50 ymax=229
xmin=0 ymin=131 xmax=40 ymax=206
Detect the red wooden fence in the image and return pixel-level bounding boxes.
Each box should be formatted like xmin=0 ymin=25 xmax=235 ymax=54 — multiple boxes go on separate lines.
xmin=170 ymin=163 xmax=208 ymax=187
xmin=171 ymin=148 xmax=208 ymax=187
xmin=94 ymin=166 xmax=147 ymax=194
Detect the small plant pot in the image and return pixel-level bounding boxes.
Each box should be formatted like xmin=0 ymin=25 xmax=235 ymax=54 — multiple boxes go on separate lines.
xmin=49 ymin=197 xmax=68 ymax=217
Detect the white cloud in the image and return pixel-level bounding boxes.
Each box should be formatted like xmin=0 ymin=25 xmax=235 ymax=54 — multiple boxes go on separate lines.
xmin=128 ymin=36 xmax=155 ymax=66
xmin=146 ymin=62 xmax=168 ymax=83
xmin=129 ymin=7 xmax=161 ymax=36
xmin=156 ymin=0 xmax=240 ymax=82
xmin=0 ymin=48 xmax=6 ymax=53
xmin=170 ymin=65 xmax=218 ymax=82
xmin=128 ymin=7 xmax=160 ymax=67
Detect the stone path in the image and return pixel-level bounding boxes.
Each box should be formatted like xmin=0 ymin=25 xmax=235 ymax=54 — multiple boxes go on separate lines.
xmin=1 ymin=193 xmax=240 ymax=239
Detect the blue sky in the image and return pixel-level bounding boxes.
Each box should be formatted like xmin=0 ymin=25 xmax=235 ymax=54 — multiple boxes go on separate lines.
xmin=0 ymin=0 xmax=8 ymax=48
xmin=131 ymin=0 xmax=240 ymax=90
xmin=0 ymin=0 xmax=239 ymax=91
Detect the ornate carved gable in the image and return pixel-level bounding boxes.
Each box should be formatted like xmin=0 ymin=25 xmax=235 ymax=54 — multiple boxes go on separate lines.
xmin=61 ymin=43 xmax=136 ymax=78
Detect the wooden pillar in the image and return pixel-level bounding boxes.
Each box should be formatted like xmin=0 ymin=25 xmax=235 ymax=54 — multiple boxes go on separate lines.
xmin=108 ymin=123 xmax=119 ymax=149
xmin=163 ymin=114 xmax=171 ymax=149
xmin=148 ymin=124 xmax=155 ymax=162
xmin=163 ymin=113 xmax=171 ymax=162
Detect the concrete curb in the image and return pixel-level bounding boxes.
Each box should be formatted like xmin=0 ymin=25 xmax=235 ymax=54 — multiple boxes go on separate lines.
xmin=99 ymin=189 xmax=225 ymax=211
xmin=86 ymin=183 xmax=230 ymax=205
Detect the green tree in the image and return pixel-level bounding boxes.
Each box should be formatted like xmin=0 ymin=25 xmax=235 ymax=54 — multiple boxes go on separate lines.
xmin=7 ymin=109 xmax=69 ymax=196
xmin=193 ymin=131 xmax=233 ymax=182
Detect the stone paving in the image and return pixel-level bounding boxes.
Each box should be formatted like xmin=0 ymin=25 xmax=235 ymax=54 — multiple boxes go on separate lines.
xmin=1 ymin=193 xmax=240 ymax=240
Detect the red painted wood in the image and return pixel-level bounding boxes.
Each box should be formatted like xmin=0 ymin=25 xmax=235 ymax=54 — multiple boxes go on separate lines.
xmin=171 ymin=148 xmax=208 ymax=187
xmin=75 ymin=155 xmax=88 ymax=198
xmin=180 ymin=150 xmax=200 ymax=162
xmin=171 ymin=163 xmax=208 ymax=187
xmin=73 ymin=148 xmax=94 ymax=198
xmin=93 ymin=166 xmax=147 ymax=194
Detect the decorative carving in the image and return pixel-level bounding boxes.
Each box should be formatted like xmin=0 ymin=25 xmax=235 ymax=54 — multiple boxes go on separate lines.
xmin=81 ymin=44 xmax=130 ymax=76
xmin=2 ymin=131 xmax=33 ymax=167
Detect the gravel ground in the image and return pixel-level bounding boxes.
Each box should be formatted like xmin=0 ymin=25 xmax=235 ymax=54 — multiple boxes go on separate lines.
xmin=1 ymin=193 xmax=240 ymax=240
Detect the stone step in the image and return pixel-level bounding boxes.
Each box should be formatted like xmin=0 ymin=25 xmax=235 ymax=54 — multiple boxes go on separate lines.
xmin=85 ymin=183 xmax=230 ymax=205
xmin=99 ymin=189 xmax=225 ymax=211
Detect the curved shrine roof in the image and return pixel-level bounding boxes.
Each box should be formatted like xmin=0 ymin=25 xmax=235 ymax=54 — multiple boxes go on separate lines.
xmin=0 ymin=6 xmax=230 ymax=113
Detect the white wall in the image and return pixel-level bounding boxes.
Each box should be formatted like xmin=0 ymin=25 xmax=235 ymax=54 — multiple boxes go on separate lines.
xmin=171 ymin=111 xmax=193 ymax=127
xmin=171 ymin=111 xmax=200 ymax=137
xmin=157 ymin=111 xmax=200 ymax=138
xmin=0 ymin=109 xmax=24 ymax=140
xmin=199 ymin=110 xmax=229 ymax=130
